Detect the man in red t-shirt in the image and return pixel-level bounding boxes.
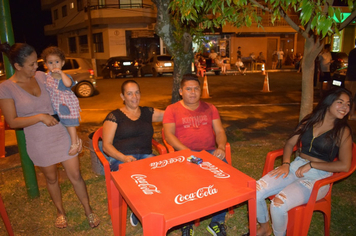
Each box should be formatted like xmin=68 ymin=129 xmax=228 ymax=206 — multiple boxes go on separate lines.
xmin=163 ymin=74 xmax=227 ymax=236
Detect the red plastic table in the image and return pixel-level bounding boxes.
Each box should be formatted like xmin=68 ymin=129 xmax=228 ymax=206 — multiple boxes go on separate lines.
xmin=110 ymin=149 xmax=257 ymax=236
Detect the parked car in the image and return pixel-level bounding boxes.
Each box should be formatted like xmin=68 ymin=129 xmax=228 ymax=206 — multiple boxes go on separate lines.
xmin=330 ymin=52 xmax=348 ymax=73
xmin=331 ymin=67 xmax=347 ymax=88
xmin=102 ymin=57 xmax=140 ymax=78
xmin=140 ymin=55 xmax=174 ymax=77
xmin=37 ymin=57 xmax=97 ymax=98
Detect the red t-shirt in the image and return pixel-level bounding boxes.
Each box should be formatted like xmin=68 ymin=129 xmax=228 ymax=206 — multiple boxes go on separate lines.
xmin=163 ymin=101 xmax=220 ymax=150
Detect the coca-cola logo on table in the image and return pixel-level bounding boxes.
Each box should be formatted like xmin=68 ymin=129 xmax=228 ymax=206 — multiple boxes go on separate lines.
xmin=175 ymin=185 xmax=218 ymax=204
xmin=150 ymin=156 xmax=185 ymax=169
xmin=131 ymin=174 xmax=161 ymax=195
xmin=199 ymin=162 xmax=230 ymax=178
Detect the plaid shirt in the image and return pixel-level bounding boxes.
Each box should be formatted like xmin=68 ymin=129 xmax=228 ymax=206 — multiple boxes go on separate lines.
xmin=45 ymin=74 xmax=81 ymax=119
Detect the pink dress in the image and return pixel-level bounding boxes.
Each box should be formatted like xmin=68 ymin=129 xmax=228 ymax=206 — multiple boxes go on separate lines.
xmin=0 ymin=71 xmax=75 ymax=167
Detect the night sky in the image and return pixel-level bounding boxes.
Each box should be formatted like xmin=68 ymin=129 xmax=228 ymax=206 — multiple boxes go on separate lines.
xmin=6 ymin=0 xmax=57 ymax=54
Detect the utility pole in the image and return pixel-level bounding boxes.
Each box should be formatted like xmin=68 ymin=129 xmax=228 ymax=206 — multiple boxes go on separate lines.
xmin=87 ymin=1 xmax=97 ymax=76
xmin=0 ymin=0 xmax=40 ymax=199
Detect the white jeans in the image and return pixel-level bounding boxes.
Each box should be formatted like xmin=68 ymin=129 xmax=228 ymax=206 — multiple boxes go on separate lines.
xmin=256 ymin=156 xmax=332 ymax=236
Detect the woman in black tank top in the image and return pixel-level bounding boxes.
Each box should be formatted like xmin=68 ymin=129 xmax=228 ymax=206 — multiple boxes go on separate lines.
xmin=247 ymin=87 xmax=353 ymax=236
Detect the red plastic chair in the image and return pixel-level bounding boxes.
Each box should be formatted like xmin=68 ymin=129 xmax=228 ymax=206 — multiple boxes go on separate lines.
xmin=262 ymin=143 xmax=356 ymax=236
xmin=92 ymin=127 xmax=167 ymax=216
xmin=0 ymin=109 xmax=11 ymax=158
xmin=0 ymin=192 xmax=14 ymax=236
xmin=161 ymin=128 xmax=234 ymax=222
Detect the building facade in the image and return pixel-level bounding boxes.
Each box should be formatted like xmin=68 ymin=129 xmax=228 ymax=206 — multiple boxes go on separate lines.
xmin=41 ymin=0 xmax=159 ymax=75
xmin=41 ymin=1 xmax=354 ymax=74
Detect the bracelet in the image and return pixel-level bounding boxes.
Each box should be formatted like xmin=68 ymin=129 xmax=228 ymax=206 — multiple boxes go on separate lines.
xmin=309 ymin=162 xmax=313 ymax=168
xmin=282 ymin=162 xmax=290 ymax=165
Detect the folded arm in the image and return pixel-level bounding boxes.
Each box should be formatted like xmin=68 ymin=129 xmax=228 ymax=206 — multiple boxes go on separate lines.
xmin=0 ymin=98 xmax=58 ymax=128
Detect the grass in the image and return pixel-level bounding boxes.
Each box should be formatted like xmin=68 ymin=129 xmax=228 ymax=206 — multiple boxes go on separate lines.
xmin=0 ymin=122 xmax=355 ymax=236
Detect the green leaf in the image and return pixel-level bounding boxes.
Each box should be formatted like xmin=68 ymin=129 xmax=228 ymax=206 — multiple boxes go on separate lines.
xmin=335 ymin=8 xmax=342 ymax=22
xmin=328 ymin=6 xmax=334 ymax=17
xmin=311 ymin=15 xmax=318 ymax=30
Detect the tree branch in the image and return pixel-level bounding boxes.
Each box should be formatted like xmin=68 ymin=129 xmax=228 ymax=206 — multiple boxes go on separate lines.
xmin=249 ymin=0 xmax=272 ymax=13
xmin=278 ymin=7 xmax=302 ymax=33
xmin=339 ymin=10 xmax=356 ymax=31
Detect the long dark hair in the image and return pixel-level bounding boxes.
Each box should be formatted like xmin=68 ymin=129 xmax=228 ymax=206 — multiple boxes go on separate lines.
xmin=291 ymin=87 xmax=353 ymax=152
xmin=0 ymin=42 xmax=35 ymax=67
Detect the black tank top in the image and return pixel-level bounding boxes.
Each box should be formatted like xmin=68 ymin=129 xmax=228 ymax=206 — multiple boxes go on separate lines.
xmin=300 ymin=126 xmax=339 ymax=162
xmin=103 ymin=106 xmax=154 ymax=154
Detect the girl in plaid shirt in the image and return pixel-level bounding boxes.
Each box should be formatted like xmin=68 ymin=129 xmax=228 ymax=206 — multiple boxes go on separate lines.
xmin=42 ymin=46 xmax=82 ymax=155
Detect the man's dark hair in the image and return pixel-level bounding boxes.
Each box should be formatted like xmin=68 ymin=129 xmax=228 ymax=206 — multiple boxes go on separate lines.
xmin=181 ymin=74 xmax=200 ymax=88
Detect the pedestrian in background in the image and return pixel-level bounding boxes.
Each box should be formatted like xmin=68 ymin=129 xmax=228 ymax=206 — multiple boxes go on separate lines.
xmin=272 ymin=51 xmax=278 ymax=69
xmin=319 ymin=44 xmax=333 ymax=96
xmin=235 ymin=57 xmax=247 ymax=75
xmin=345 ymin=47 xmax=356 ymax=119
xmin=276 ymin=48 xmax=284 ymax=69
xmin=257 ymin=52 xmax=266 ymax=63
xmin=216 ymin=55 xmax=227 ymax=75
xmin=237 ymin=46 xmax=242 ymax=58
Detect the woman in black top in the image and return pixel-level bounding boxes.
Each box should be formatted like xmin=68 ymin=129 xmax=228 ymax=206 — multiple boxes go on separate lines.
xmin=102 ymin=80 xmax=164 ymax=171
xmin=101 ymin=79 xmax=164 ymax=227
xmin=251 ymin=87 xmax=353 ymax=236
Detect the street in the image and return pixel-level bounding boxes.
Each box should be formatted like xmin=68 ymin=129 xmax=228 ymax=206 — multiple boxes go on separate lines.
xmin=78 ymin=72 xmax=308 ymax=135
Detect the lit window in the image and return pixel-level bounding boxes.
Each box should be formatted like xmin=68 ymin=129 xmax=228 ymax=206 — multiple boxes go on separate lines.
xmin=70 ymin=2 xmax=74 ymax=9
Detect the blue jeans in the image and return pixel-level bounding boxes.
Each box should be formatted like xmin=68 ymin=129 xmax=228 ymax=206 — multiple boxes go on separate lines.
xmin=256 ymin=156 xmax=332 ymax=236
xmin=98 ymin=141 xmax=154 ymax=171
xmin=191 ymin=149 xmax=228 ymax=224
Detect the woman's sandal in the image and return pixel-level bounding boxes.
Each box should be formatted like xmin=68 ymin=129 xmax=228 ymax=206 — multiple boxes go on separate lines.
xmin=87 ymin=213 xmax=100 ymax=228
xmin=55 ymin=215 xmax=68 ymax=229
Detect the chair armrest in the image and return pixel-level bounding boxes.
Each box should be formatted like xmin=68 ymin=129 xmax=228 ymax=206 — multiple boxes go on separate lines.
xmin=152 ymin=139 xmax=167 ymax=155
xmin=161 ymin=128 xmax=175 ymax=153
xmin=225 ymin=142 xmax=232 ymax=165
xmin=262 ymin=148 xmax=284 ymax=176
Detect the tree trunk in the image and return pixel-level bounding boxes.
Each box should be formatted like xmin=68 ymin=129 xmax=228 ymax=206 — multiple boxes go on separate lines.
xmin=299 ymin=37 xmax=323 ymax=121
xmin=171 ymin=55 xmax=193 ymax=103
xmin=153 ymin=0 xmax=194 ymax=104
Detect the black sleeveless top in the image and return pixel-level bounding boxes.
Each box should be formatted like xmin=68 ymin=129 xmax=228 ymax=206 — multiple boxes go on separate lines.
xmin=103 ymin=106 xmax=154 ymax=154
xmin=300 ymin=126 xmax=339 ymax=162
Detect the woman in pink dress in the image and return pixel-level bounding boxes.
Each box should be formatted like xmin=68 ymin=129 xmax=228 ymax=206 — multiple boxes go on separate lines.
xmin=0 ymin=42 xmax=99 ymax=229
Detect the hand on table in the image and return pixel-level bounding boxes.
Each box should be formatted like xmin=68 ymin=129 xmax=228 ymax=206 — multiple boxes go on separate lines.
xmin=213 ymin=148 xmax=225 ymax=160
xmin=123 ymin=155 xmax=137 ymax=163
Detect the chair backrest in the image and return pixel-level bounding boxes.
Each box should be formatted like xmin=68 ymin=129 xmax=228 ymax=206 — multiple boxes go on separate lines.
xmin=161 ymin=128 xmax=232 ymax=165
xmin=92 ymin=127 xmax=112 ymax=209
